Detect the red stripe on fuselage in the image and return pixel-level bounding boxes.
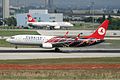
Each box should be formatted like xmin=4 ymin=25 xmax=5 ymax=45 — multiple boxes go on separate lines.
xmin=46 ymin=37 xmax=65 ymax=43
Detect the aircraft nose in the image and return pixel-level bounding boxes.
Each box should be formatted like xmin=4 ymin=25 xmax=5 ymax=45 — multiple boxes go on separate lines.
xmin=6 ymin=38 xmax=13 ymax=43
xmin=6 ymin=38 xmax=10 ymax=42
xmin=70 ymin=23 xmax=74 ymax=26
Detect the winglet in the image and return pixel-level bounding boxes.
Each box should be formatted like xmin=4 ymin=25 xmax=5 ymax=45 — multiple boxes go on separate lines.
xmin=75 ymin=34 xmax=80 ymax=41
xmin=64 ymin=31 xmax=69 ymax=38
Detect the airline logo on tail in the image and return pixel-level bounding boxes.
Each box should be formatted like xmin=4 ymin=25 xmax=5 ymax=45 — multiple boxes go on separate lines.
xmin=98 ymin=27 xmax=105 ymax=35
xmin=27 ymin=14 xmax=36 ymax=22
xmin=28 ymin=17 xmax=33 ymax=21
xmin=85 ymin=20 xmax=109 ymax=40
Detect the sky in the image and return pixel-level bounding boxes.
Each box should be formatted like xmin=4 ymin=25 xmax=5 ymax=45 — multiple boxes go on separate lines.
xmin=0 ymin=0 xmax=120 ymax=9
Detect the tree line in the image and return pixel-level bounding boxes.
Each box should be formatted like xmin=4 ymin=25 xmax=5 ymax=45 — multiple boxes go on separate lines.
xmin=84 ymin=14 xmax=120 ymax=30
xmin=0 ymin=17 xmax=17 ymax=26
xmin=0 ymin=15 xmax=120 ymax=30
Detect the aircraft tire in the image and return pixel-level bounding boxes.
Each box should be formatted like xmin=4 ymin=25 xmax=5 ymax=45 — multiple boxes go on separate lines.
xmin=55 ymin=48 xmax=60 ymax=52
xmin=15 ymin=46 xmax=18 ymax=49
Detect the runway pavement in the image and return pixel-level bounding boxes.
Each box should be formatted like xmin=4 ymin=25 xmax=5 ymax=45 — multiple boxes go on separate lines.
xmin=0 ymin=48 xmax=120 ymax=60
xmin=37 ymin=30 xmax=120 ymax=36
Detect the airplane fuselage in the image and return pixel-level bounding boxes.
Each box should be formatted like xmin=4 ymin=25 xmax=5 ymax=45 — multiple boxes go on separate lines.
xmin=27 ymin=22 xmax=73 ymax=27
xmin=6 ymin=35 xmax=104 ymax=49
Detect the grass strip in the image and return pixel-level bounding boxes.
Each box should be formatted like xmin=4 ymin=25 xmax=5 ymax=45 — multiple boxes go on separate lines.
xmin=0 ymin=57 xmax=119 ymax=64
xmin=0 ymin=30 xmax=39 ymax=36
xmin=0 ymin=69 xmax=119 ymax=79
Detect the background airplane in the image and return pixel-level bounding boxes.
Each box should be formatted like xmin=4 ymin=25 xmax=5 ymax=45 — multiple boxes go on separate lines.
xmin=6 ymin=20 xmax=109 ymax=51
xmin=27 ymin=14 xmax=73 ymax=30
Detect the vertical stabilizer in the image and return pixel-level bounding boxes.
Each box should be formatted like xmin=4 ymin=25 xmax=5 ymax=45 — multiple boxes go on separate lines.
xmin=27 ymin=14 xmax=36 ymax=22
xmin=85 ymin=20 xmax=109 ymax=39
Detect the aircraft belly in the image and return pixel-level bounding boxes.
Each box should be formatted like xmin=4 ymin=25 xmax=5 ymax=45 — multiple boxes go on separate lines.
xmin=52 ymin=40 xmax=104 ymax=48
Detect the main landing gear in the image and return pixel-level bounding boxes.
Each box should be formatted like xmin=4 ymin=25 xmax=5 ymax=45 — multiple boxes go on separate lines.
xmin=50 ymin=26 xmax=55 ymax=30
xmin=15 ymin=46 xmax=18 ymax=49
xmin=55 ymin=47 xmax=60 ymax=52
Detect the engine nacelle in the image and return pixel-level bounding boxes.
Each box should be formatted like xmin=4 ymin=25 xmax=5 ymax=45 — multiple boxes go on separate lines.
xmin=54 ymin=26 xmax=60 ymax=29
xmin=42 ymin=43 xmax=53 ymax=48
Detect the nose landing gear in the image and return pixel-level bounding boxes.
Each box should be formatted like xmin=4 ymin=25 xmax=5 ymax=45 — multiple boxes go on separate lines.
xmin=15 ymin=46 xmax=18 ymax=49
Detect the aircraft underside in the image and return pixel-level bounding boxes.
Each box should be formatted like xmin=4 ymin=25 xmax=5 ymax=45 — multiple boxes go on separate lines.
xmin=52 ymin=40 xmax=104 ymax=48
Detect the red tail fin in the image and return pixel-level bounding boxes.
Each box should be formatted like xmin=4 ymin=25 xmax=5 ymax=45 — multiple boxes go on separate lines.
xmin=27 ymin=14 xmax=36 ymax=22
xmin=85 ymin=20 xmax=109 ymax=40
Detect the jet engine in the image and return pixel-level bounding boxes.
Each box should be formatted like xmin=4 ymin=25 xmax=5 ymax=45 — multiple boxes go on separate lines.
xmin=42 ymin=43 xmax=53 ymax=48
xmin=54 ymin=26 xmax=60 ymax=29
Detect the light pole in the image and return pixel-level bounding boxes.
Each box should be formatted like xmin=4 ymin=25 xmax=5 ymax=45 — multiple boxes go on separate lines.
xmin=91 ymin=1 xmax=95 ymax=29
xmin=45 ymin=0 xmax=48 ymax=9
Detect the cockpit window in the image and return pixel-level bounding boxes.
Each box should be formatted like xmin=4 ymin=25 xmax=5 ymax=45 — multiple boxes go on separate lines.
xmin=10 ymin=37 xmax=15 ymax=39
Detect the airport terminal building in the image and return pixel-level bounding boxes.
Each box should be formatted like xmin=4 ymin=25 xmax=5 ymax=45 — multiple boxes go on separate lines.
xmin=16 ymin=9 xmax=63 ymax=27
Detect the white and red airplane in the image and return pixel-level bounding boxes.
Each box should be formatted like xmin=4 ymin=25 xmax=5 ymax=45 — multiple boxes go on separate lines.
xmin=6 ymin=20 xmax=109 ymax=51
xmin=27 ymin=14 xmax=73 ymax=29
